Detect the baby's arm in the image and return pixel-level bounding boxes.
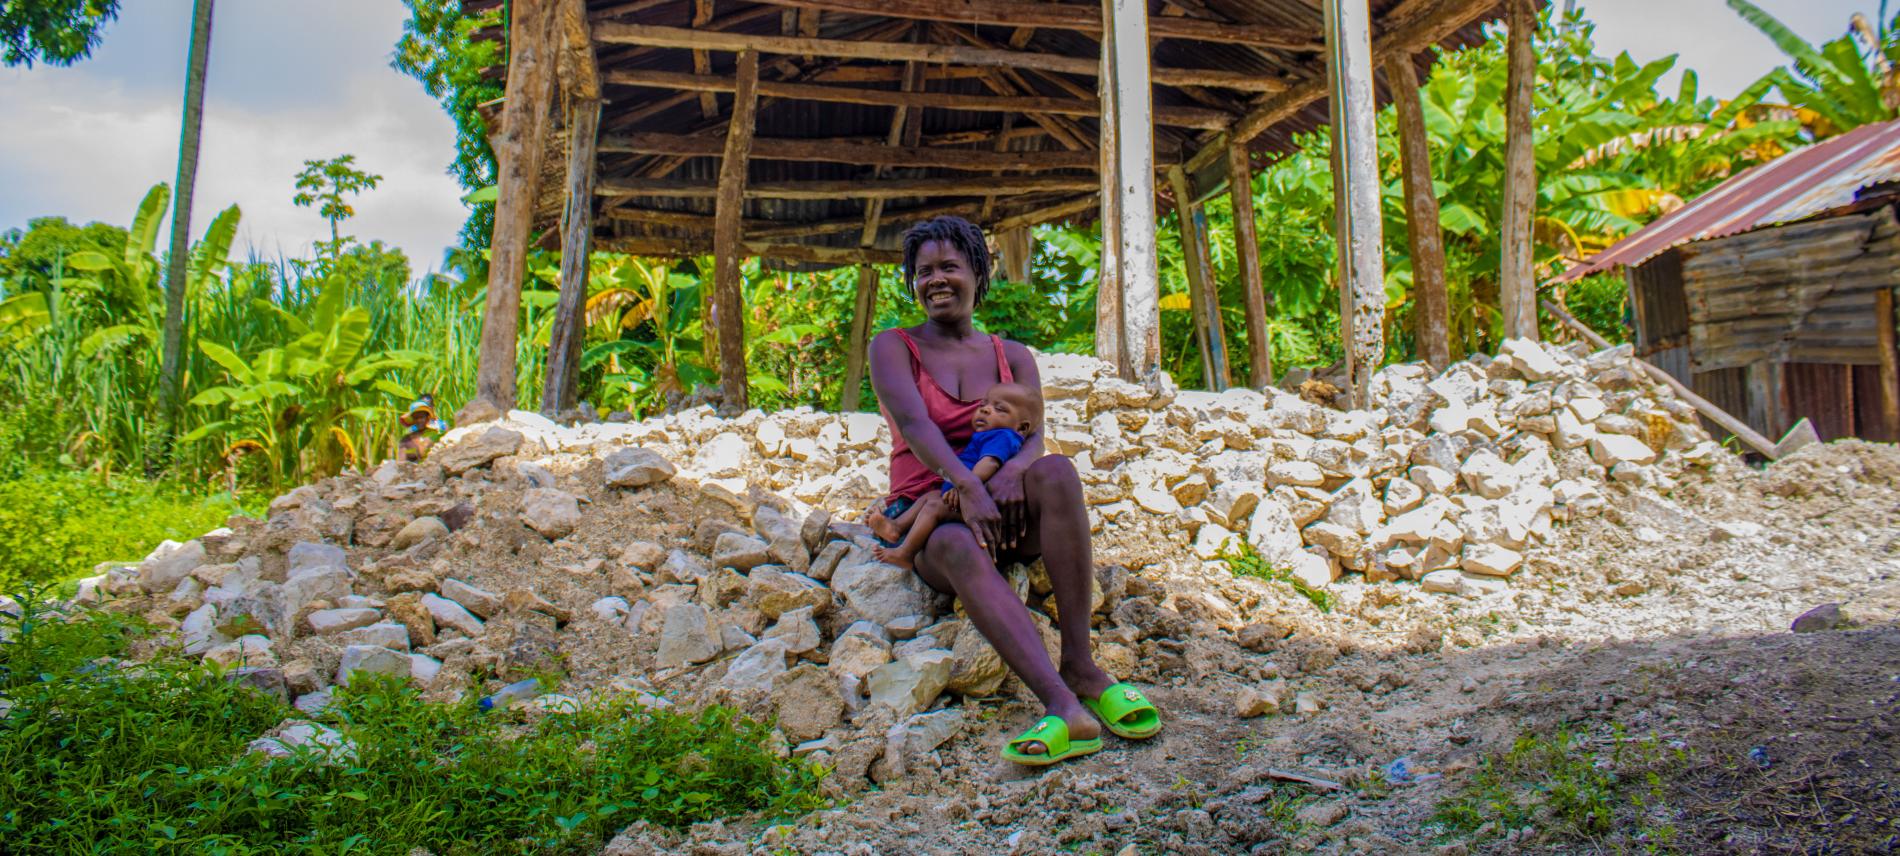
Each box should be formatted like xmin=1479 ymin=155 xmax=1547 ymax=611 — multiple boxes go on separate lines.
xmin=947 ymin=457 xmax=1007 ymax=511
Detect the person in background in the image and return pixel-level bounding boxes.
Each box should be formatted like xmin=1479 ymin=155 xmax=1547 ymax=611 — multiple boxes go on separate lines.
xmin=398 ymin=394 xmax=447 ymax=462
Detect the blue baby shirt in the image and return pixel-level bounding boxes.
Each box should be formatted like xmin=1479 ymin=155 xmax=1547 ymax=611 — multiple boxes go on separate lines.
xmin=941 ymin=428 xmax=1025 ymax=492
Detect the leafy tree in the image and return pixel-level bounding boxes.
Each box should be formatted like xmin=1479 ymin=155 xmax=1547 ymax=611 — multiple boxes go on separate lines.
xmin=393 ymin=0 xmax=504 ymax=250
xmin=0 ymin=0 xmax=118 ymax=67
xmin=292 ymin=154 xmax=383 ymax=264
xmin=1729 ymin=0 xmax=1900 ymax=139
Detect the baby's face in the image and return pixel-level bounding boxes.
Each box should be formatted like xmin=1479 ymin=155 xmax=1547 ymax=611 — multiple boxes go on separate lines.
xmin=974 ymin=389 xmax=1033 ymax=434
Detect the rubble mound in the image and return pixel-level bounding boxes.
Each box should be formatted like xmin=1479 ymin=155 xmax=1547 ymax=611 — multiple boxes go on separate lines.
xmin=70 ymin=338 xmax=1900 ymax=848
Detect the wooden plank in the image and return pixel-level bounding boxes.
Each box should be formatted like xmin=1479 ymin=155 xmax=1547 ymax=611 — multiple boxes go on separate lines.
xmin=735 ymin=0 xmax=1323 ymax=49
xmin=1168 ymin=165 xmax=1218 ymax=390
xmin=593 ymin=21 xmax=1292 ymax=92
xmin=1185 ymin=0 xmax=1500 ymax=174
xmin=598 ymin=175 xmax=1099 ymax=199
xmin=1745 ymin=360 xmax=1785 ymax=439
xmin=600 ymin=133 xmax=1103 ymax=171
xmin=1878 ymin=288 xmax=1900 ymax=439
xmin=1226 ymin=141 xmax=1272 ymax=388
xmin=1498 ymin=0 xmax=1537 ymax=341
xmin=475 ymin=0 xmax=559 ymax=414
xmin=1543 ymin=299 xmax=1787 ymax=459
xmin=1387 ymin=52 xmax=1448 ymax=371
xmin=1104 ymin=0 xmax=1159 ymax=381
xmin=713 ymin=50 xmax=759 ymax=411
xmin=596 ymin=235 xmax=903 ymax=263
xmin=693 ymin=0 xmax=716 ymax=117
xmin=994 ymin=193 xmax=1097 ymax=231
xmin=601 ymin=68 xmax=1233 ymax=129
xmin=558 ymin=0 xmax=601 ymax=98
xmin=840 ymin=263 xmax=879 ymax=410
xmin=542 ymin=97 xmax=601 ymax=415
xmin=1324 ymin=0 xmax=1385 ymax=406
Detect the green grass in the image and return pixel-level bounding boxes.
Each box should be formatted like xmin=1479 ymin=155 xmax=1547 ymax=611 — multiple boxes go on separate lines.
xmin=1218 ymin=539 xmax=1334 ymax=613
xmin=0 ymin=597 xmax=829 ymax=854
xmin=0 ymin=468 xmax=243 ymax=591
xmin=1432 ymin=726 xmax=1682 ymax=852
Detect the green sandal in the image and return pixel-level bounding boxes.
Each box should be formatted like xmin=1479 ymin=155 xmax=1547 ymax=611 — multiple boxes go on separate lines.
xmin=1083 ymin=683 xmax=1163 ymax=740
xmin=1001 ymin=715 xmax=1103 ymax=767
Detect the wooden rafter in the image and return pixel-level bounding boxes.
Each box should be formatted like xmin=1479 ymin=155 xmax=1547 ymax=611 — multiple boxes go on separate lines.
xmin=599 ymin=175 xmax=1099 ymax=199
xmin=598 ymin=235 xmax=902 ymax=264
xmin=593 ymin=22 xmax=1294 ymax=92
xmin=601 ymin=69 xmax=1232 ymax=129
xmin=600 ymin=132 xmax=1102 ymax=171
xmin=732 ymin=0 xmax=1323 ymax=49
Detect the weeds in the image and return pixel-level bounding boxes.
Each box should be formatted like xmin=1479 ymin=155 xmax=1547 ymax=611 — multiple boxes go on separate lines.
xmin=1432 ymin=725 xmax=1682 ymax=852
xmin=1218 ymin=539 xmax=1334 ymax=613
xmin=0 ymin=597 xmax=828 ymax=853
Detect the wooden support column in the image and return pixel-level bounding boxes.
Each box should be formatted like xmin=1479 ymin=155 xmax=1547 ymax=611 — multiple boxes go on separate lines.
xmin=1876 ymin=288 xmax=1899 ymax=441
xmin=1101 ymin=0 xmax=1159 ymax=380
xmin=1226 ymin=140 xmax=1273 ymax=388
xmin=542 ymin=98 xmax=602 ymax=415
xmin=714 ymin=50 xmax=759 ymax=411
xmin=1499 ymin=0 xmax=1538 ymax=341
xmin=1167 ymin=165 xmax=1226 ymax=390
xmin=474 ymin=0 xmax=559 ymax=414
xmin=1093 ymin=42 xmax=1124 ymax=372
xmin=1323 ymin=0 xmax=1385 ymax=406
xmin=840 ymin=263 xmax=879 ymax=411
xmin=1386 ymin=53 xmax=1449 ymax=372
xmin=1745 ymin=360 xmax=1785 ymax=439
xmin=997 ymin=226 xmax=1032 ymax=285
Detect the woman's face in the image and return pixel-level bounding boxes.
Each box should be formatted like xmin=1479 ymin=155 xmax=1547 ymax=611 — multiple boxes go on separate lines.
xmin=911 ymin=238 xmax=979 ymax=323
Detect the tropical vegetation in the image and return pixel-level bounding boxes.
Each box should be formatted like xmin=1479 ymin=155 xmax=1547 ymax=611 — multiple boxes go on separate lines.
xmin=1 ymin=1 xmax=1895 ymax=589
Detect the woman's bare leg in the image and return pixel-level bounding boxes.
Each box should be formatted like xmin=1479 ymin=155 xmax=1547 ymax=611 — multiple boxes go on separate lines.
xmin=1012 ymin=455 xmax=1116 ymax=700
xmin=913 ymin=522 xmax=1098 ymax=754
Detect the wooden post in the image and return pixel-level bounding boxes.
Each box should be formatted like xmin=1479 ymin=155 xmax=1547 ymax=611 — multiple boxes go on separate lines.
xmin=474 ymin=0 xmax=559 ymax=414
xmin=1499 ymin=0 xmax=1538 ymax=342
xmin=1094 ymin=39 xmax=1125 ymax=374
xmin=1226 ymin=140 xmax=1273 ymax=388
xmin=1103 ymin=0 xmax=1159 ymax=381
xmin=1193 ymin=206 xmax=1231 ymax=389
xmin=714 ymin=50 xmax=759 ymax=411
xmin=542 ymin=98 xmax=602 ymax=416
xmin=998 ymin=226 xmax=1033 ymax=285
xmin=1323 ymin=0 xmax=1386 ymax=405
xmin=1745 ymin=360 xmax=1785 ymax=439
xmin=1166 ymin=166 xmax=1214 ymax=389
xmin=840 ymin=263 xmax=879 ymax=411
xmin=1386 ymin=54 xmax=1450 ymax=372
xmin=1876 ymin=288 xmax=1899 ymax=441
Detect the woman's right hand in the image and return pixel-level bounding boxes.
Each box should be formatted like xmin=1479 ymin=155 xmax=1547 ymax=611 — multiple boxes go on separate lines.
xmin=955 ymin=477 xmax=1004 ymax=561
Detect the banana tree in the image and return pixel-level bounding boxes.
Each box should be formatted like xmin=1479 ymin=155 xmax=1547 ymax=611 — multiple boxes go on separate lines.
xmin=581 ymin=256 xmax=712 ymax=417
xmin=184 ymin=280 xmax=423 ymax=488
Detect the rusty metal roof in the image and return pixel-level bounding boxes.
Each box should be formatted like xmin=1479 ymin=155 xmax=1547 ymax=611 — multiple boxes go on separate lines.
xmin=1557 ymin=117 xmax=1900 ymax=282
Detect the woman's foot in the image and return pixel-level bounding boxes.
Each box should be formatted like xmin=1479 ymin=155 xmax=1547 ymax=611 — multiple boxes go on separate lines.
xmin=1012 ymin=696 xmax=1101 ymax=757
xmin=1060 ymin=661 xmax=1118 ymax=703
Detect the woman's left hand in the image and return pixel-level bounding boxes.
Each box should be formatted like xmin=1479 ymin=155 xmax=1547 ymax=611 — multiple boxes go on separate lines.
xmin=987 ymin=462 xmax=1029 ymax=552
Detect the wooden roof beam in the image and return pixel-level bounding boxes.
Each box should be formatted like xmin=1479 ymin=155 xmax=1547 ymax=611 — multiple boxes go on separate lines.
xmin=598 ymin=175 xmax=1098 ymax=199
xmin=732 ymin=0 xmax=1323 ymax=50
xmin=600 ymin=131 xmax=1102 ymax=171
xmin=1184 ymin=0 xmax=1501 ymax=174
xmin=598 ymin=235 xmax=903 ymax=264
xmin=594 ymin=21 xmax=1292 ymax=92
xmin=602 ymin=68 xmax=1233 ymax=129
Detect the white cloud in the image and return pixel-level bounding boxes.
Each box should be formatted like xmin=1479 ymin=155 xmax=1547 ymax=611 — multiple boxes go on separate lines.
xmin=0 ymin=1 xmax=468 ymax=273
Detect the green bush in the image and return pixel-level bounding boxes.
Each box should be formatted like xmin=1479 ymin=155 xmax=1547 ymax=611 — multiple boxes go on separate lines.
xmin=0 ymin=470 xmax=240 ymax=590
xmin=0 ymin=601 xmax=829 ymax=854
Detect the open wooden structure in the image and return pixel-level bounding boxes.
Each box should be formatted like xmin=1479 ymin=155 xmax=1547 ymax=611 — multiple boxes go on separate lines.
xmin=1557 ymin=118 xmax=1900 ymax=445
xmin=463 ymin=0 xmax=1531 ymax=415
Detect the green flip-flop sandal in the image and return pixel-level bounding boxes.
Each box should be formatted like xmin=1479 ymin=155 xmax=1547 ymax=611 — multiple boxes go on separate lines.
xmin=1001 ymin=715 xmax=1103 ymax=767
xmin=1083 ymin=682 xmax=1163 ymax=740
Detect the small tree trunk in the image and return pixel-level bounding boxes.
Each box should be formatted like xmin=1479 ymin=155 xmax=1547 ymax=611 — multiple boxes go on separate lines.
xmin=153 ymin=0 xmax=216 ymax=476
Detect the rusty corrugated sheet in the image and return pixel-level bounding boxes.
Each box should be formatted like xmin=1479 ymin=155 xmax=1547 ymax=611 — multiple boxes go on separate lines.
xmin=1558 ymin=117 xmax=1900 ymax=282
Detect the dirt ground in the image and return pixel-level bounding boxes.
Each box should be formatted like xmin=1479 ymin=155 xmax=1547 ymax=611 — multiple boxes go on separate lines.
xmin=596 ymin=440 xmax=1900 ymax=855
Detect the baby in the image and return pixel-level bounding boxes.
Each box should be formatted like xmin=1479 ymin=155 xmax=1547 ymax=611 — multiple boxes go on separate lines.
xmin=869 ymin=382 xmax=1042 ymax=570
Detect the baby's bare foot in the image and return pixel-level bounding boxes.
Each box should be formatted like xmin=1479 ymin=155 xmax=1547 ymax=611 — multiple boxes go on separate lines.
xmin=867 ymin=513 xmax=904 ymax=544
xmin=871 ymin=544 xmax=915 ymax=571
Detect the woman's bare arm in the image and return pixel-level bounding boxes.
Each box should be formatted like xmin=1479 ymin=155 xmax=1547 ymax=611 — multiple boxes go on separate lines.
xmin=868 ymin=330 xmax=978 ymax=489
xmin=988 ymin=341 xmax=1045 ymax=548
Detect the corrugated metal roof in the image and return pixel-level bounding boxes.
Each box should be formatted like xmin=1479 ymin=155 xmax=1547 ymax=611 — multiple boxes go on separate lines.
xmin=1557 ymin=117 xmax=1900 ymax=282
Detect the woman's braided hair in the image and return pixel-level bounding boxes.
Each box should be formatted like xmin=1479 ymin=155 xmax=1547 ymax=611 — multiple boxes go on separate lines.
xmin=901 ymin=216 xmax=992 ymax=307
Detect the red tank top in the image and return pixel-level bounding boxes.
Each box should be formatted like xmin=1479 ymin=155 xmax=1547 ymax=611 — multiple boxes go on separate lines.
xmin=882 ymin=328 xmax=1015 ymax=501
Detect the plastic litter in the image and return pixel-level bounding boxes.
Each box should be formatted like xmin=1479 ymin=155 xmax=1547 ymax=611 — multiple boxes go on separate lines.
xmin=1748 ymin=746 xmax=1771 ymax=769
xmin=1383 ymin=756 xmax=1440 ymax=784
xmin=478 ymin=678 xmax=543 ymax=712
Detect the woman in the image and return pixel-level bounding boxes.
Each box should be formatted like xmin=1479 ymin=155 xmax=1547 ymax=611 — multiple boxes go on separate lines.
xmin=869 ymin=216 xmax=1162 ymax=765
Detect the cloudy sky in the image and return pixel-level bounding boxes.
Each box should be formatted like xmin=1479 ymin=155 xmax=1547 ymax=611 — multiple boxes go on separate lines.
xmin=0 ymin=0 xmax=1877 ymax=274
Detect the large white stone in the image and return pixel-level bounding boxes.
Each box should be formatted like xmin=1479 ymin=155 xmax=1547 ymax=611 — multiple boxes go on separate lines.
xmin=692 ymin=432 xmax=751 ymax=478
xmin=1266 ymin=460 xmax=1325 ymax=487
xmin=336 ymin=644 xmax=411 ymax=685
xmin=420 ymin=593 xmax=485 ymax=637
xmin=1323 ymin=478 xmax=1383 ymax=535
xmin=604 ymin=447 xmax=676 ymax=488
xmin=1459 ymin=450 xmax=1518 ymax=500
xmin=1460 ymin=543 xmax=1524 ymax=577
xmin=721 ymin=639 xmax=791 ymax=693
xmin=832 ymin=561 xmax=932 ymax=626
xmin=439 ymin=578 xmax=502 ymax=618
xmin=520 ymin=488 xmax=582 ymax=540
xmin=1588 ymin=433 xmax=1657 ymax=467
xmin=139 ymin=539 xmax=206 ymax=594
xmin=656 ymin=602 xmax=721 ymax=667
xmin=1244 ymin=500 xmax=1304 ymax=565
xmin=306 ymin=608 xmax=381 ymax=635
xmin=866 ymin=650 xmax=953 ymax=717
